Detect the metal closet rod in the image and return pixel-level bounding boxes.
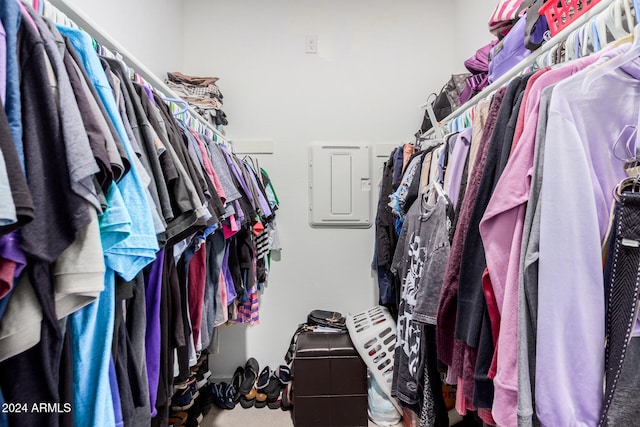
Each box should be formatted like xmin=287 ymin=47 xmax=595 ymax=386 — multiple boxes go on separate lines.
xmin=47 ymin=0 xmax=228 ymax=144
xmin=419 ymin=0 xmax=621 ymax=140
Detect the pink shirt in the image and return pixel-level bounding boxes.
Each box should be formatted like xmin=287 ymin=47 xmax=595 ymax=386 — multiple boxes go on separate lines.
xmin=478 ymin=55 xmax=600 ymax=427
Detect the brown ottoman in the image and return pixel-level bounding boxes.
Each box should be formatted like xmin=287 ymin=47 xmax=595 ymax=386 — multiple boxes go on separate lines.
xmin=293 ymin=331 xmax=368 ymax=427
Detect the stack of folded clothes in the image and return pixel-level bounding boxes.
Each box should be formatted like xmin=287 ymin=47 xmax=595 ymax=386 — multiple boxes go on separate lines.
xmin=166 ymin=71 xmax=228 ymax=127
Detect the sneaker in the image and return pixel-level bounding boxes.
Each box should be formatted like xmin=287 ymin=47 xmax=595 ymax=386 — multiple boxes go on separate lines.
xmin=171 ymin=382 xmax=195 ymax=412
xmin=188 ymin=377 xmax=200 ymax=400
xmin=195 ymin=369 xmax=211 ymax=390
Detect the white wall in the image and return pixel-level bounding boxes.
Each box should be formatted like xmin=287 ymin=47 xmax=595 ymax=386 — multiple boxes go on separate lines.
xmin=60 ymin=0 xmax=184 ymax=78
xmin=452 ymin=0 xmax=499 ymax=73
xmin=181 ymin=0 xmax=458 ymax=378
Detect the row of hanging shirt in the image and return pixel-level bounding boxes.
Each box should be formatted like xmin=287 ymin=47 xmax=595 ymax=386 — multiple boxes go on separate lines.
xmin=376 ymin=0 xmax=640 ymax=426
xmin=0 ymin=1 xmax=281 ymax=427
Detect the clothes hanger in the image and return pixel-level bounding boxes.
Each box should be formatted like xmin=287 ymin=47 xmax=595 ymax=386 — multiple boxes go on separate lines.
xmin=611 ymin=125 xmax=638 ymax=163
xmin=545 ymin=41 xmax=559 ymax=66
xmin=582 ymin=19 xmax=601 ymax=56
xmin=421 ymin=179 xmax=447 ymax=213
xmin=622 ymin=0 xmax=634 ymax=34
xmin=605 ymin=0 xmax=633 ymax=40
xmin=579 ymin=25 xmax=589 ymax=57
xmin=614 ymin=172 xmax=640 ymax=202
xmin=583 ymin=23 xmax=640 ymax=90
xmin=595 ymin=10 xmax=611 ymax=47
xmin=164 ymin=97 xmax=189 ymax=116
xmin=568 ymin=27 xmax=584 ymax=61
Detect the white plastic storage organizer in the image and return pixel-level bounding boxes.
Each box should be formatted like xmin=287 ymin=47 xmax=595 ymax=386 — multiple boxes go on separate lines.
xmin=346 ymin=306 xmax=400 ymax=411
xmin=348 ymin=307 xmax=464 ymax=426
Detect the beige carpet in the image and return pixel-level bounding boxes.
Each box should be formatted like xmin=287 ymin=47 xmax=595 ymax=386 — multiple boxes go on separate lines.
xmin=201 ymin=405 xmax=404 ymax=427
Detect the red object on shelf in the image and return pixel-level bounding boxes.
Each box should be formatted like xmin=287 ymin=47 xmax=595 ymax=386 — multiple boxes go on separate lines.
xmin=539 ymin=0 xmax=603 ymax=36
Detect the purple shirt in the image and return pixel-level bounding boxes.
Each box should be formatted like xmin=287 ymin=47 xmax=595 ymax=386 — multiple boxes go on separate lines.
xmin=479 ymin=55 xmax=599 ymax=427
xmin=244 ymin=162 xmax=272 ymax=218
xmin=222 ymin=245 xmax=237 ymax=304
xmin=144 ymin=249 xmax=164 ymax=417
xmin=536 ymin=48 xmax=635 ymax=427
xmin=444 ymin=127 xmax=472 ymax=211
xmin=0 ymin=19 xmax=6 ymax=105
xmin=0 ymin=232 xmax=26 ymax=277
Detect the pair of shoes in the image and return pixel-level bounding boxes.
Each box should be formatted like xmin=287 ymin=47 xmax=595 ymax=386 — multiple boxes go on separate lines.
xmin=211 ymin=382 xmax=236 ymax=410
xmin=195 ymin=363 xmax=211 ymax=390
xmin=172 ymin=378 xmax=197 ymax=411
xmin=255 ymin=366 xmax=271 ymax=408
xmin=238 ymin=358 xmax=259 ymax=408
xmin=192 ymin=351 xmax=212 ymax=389
xmin=257 ymin=365 xmax=291 ymax=410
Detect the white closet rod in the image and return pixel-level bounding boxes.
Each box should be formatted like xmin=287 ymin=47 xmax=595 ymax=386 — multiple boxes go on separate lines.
xmin=419 ymin=0 xmax=620 ymax=139
xmin=46 ymin=0 xmax=229 ymax=144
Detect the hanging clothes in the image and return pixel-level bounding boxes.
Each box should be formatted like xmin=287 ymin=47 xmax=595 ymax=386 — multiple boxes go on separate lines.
xmin=0 ymin=2 xmax=282 ymax=427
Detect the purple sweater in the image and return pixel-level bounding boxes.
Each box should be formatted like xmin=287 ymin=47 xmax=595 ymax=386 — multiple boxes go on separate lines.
xmin=535 ymin=50 xmax=637 ymax=426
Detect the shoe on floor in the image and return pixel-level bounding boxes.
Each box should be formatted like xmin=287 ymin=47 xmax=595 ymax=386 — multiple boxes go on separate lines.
xmin=239 ymin=358 xmax=259 ymax=396
xmin=211 ymin=382 xmax=235 ymax=410
xmin=171 ymin=379 xmax=196 ymax=412
xmin=239 ymin=386 xmax=257 ymax=408
xmin=275 ymin=365 xmax=292 ymax=385
xmin=231 ymin=366 xmax=244 ymax=402
xmin=256 ymin=366 xmax=271 ymax=390
xmin=254 ymin=389 xmax=268 ymax=408
xmin=188 ymin=376 xmax=200 ymax=400
xmin=199 ymin=385 xmax=213 ymax=415
xmin=185 ymin=398 xmax=204 ymax=427
xmin=281 ymin=383 xmax=293 ymax=411
xmin=264 ymin=375 xmax=283 ymax=410
xmin=169 ymin=411 xmax=188 ymax=427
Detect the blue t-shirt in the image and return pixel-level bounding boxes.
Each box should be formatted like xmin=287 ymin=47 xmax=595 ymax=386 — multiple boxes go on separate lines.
xmin=57 ymin=25 xmax=158 ymax=280
xmin=0 ymin=0 xmax=23 ymax=171
xmin=70 ymin=182 xmax=132 ymax=427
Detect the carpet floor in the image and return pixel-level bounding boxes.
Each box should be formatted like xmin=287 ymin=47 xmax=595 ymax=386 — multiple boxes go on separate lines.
xmin=201 ymin=405 xmax=404 ymax=427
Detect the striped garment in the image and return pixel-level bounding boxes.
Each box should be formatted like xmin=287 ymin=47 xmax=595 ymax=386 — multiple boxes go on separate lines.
xmin=237 ymin=240 xmax=260 ymax=325
xmin=488 ymin=0 xmax=526 ymax=36
xmin=255 ymin=229 xmax=270 ymax=258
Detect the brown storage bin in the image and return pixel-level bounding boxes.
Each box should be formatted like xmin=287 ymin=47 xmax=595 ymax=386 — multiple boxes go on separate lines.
xmin=293 ymin=331 xmax=367 ymax=427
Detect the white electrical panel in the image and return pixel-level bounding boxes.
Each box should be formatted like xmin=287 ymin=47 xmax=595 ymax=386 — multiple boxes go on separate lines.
xmin=309 ymin=144 xmax=372 ymax=228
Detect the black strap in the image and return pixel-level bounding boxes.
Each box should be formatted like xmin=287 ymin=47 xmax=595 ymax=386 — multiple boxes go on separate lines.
xmin=599 ymin=192 xmax=640 ymax=426
xmin=284 ymin=323 xmax=313 ymax=365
